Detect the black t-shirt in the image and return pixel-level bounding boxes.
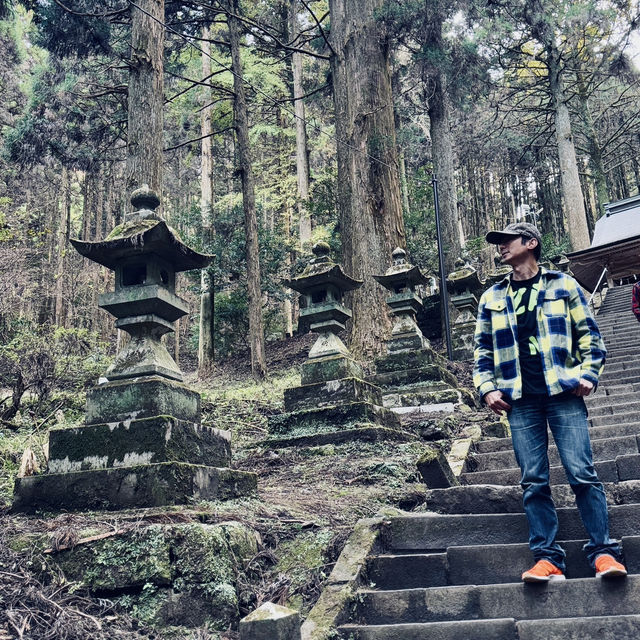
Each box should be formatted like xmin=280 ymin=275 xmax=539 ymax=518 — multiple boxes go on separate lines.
xmin=511 ymin=271 xmax=547 ymax=395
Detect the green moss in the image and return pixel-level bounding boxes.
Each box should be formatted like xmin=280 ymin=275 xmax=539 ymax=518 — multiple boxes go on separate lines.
xmin=171 ymin=524 xmax=235 ymax=586
xmin=104 ymin=218 xmax=158 ymax=241
xmin=277 ymin=529 xmax=333 ymax=574
xmin=53 ymin=525 xmax=171 ymax=590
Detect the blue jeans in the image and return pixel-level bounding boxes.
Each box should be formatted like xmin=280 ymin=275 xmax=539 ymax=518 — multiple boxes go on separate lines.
xmin=508 ymin=393 xmax=622 ymax=570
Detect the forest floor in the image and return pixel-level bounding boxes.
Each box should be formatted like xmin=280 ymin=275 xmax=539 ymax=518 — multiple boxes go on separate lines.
xmin=0 ymin=335 xmax=488 ymax=640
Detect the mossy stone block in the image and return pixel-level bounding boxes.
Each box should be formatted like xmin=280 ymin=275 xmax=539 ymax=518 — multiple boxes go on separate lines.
xmin=48 ymin=417 xmax=231 ymax=472
xmin=300 ymin=355 xmax=363 ymax=385
xmin=240 ymin=603 xmax=301 ymax=640
xmin=374 ymin=348 xmax=441 ymax=374
xmin=268 ymin=402 xmax=399 ymax=438
xmin=370 ymin=365 xmax=457 ymax=390
xmin=12 ymin=463 xmax=258 ymax=512
xmin=158 ymin=582 xmax=239 ymax=629
xmin=53 ymin=525 xmax=171 ymax=590
xmin=416 ymin=446 xmax=459 ymax=488
xmin=171 ymin=523 xmax=235 ymax=585
xmin=266 ymin=425 xmax=416 ymax=448
xmin=398 ymin=388 xmax=460 ymax=407
xmin=85 ymin=376 xmax=200 ymax=426
xmin=218 ymin=520 xmax=260 ymax=562
xmin=284 ymin=377 xmax=382 ymax=413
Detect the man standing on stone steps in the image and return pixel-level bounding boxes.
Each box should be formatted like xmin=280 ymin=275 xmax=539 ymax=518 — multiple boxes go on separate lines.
xmin=472 ymin=222 xmax=628 ymax=583
xmin=633 ymin=280 xmax=640 ymax=322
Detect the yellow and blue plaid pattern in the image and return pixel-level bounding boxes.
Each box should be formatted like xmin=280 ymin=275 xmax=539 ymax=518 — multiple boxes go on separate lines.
xmin=473 ymin=268 xmax=606 ymax=400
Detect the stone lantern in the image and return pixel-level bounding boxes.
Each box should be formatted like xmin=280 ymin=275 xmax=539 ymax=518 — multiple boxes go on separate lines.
xmin=13 ymin=186 xmax=257 ymax=511
xmin=268 ymin=242 xmax=405 ymax=447
xmin=446 ymin=257 xmax=486 ymax=360
xmin=369 ymin=248 xmax=471 ymax=414
xmin=372 ymin=247 xmax=429 ymax=353
xmin=285 ymin=241 xmax=363 ymax=381
xmin=72 ymin=186 xmax=207 ymax=382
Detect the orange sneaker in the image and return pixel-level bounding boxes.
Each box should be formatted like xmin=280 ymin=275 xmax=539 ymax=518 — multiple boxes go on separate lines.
xmin=595 ymin=554 xmax=627 ymax=578
xmin=522 ymin=559 xmax=566 ymax=583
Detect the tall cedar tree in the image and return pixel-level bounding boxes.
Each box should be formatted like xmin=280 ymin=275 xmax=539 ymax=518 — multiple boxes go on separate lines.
xmin=328 ymin=0 xmax=406 ymax=358
xmin=227 ymin=0 xmax=268 ymax=379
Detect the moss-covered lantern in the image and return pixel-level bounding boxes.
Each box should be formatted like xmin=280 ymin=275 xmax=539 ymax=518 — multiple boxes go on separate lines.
xmin=373 ymin=247 xmax=429 ymax=352
xmin=285 ymin=241 xmax=362 ymax=361
xmin=70 ymin=186 xmax=211 ymax=381
xmin=13 ymin=185 xmax=258 ymax=512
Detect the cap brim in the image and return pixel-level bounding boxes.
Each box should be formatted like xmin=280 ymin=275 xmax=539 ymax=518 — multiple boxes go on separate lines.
xmin=485 ymin=230 xmax=521 ymax=244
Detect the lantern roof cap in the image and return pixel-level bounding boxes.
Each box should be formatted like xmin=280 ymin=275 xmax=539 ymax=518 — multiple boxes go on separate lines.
xmin=284 ymin=242 xmax=362 ymax=294
xmin=373 ymin=247 xmax=428 ymax=290
xmin=70 ymin=186 xmax=213 ymax=272
xmin=70 ymin=218 xmax=213 ymax=272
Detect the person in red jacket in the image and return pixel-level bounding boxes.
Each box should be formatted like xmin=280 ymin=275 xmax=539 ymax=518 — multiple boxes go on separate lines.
xmin=633 ymin=281 xmax=640 ymax=322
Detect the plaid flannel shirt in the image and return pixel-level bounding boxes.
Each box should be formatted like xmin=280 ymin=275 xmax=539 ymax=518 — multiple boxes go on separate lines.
xmin=633 ymin=282 xmax=640 ymax=321
xmin=473 ymin=268 xmax=606 ymax=401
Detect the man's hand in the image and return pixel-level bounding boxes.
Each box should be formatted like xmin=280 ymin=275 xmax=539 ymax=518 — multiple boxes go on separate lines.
xmin=484 ymin=390 xmax=512 ymax=415
xmin=571 ymin=377 xmax=594 ymax=397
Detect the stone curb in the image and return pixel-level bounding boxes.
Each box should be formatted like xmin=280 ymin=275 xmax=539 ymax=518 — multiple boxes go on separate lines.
xmin=301 ymin=516 xmax=386 ymax=640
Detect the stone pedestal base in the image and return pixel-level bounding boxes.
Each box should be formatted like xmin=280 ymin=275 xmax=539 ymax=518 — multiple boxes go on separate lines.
xmin=86 ymin=376 xmax=201 ymax=425
xmin=14 ymin=372 xmax=256 ymax=512
xmin=284 ymin=377 xmax=382 ymax=412
xmin=451 ymin=321 xmax=476 ymax=361
xmin=300 ymin=354 xmax=363 ymax=385
xmin=13 ymin=463 xmax=257 ymax=512
xmin=267 ymin=400 xmax=414 ymax=448
xmin=48 ymin=417 xmax=231 ymax=473
xmin=371 ymin=347 xmax=476 ymax=414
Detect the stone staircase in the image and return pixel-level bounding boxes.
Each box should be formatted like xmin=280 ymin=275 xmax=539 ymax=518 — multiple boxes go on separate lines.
xmin=336 ymin=283 xmax=640 ymax=639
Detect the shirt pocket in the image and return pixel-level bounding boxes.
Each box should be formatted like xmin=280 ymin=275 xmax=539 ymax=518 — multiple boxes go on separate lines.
xmin=543 ymin=290 xmax=569 ymax=316
xmin=486 ymin=299 xmax=508 ymax=330
xmin=543 ymin=290 xmax=570 ymax=337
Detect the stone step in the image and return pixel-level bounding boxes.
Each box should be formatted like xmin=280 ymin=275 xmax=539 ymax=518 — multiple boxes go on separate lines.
xmin=367 ymin=535 xmax=640 ymax=588
xmin=602 ymin=336 xmax=640 ymax=344
xmin=425 ymin=480 xmax=640 ymax=514
xmin=460 ymin=454 xmax=640 ymax=485
xmin=476 ymin=421 xmax=640 ymax=455
xmin=516 ymin=615 xmax=640 ymax=640
xmin=339 ymin=616 xmax=640 ymax=640
xmin=590 ymin=412 xmax=640 ymax=427
xmin=588 ymin=401 xmax=640 ymax=418
xmin=602 ymin=341 xmax=640 ymax=352
xmin=469 ymin=435 xmax=638 ymax=473
xmin=602 ymin=353 xmax=640 ymax=365
xmin=599 ymin=302 xmax=638 ymax=312
xmin=603 ymin=343 xmax=640 ymax=352
xmin=600 ymin=320 xmax=640 ymax=329
xmin=384 ymin=504 xmax=640 ymax=550
xmin=354 ymin=575 xmax=640 ymax=626
xmin=600 ymin=318 xmax=640 ymax=326
xmin=596 ymin=362 xmax=640 ymax=377
xmin=586 ymin=391 xmax=639 ymax=408
xmin=598 ymin=306 xmax=639 ymax=315
xmin=598 ymin=373 xmax=640 ymax=388
xmin=595 ymin=382 xmax=640 ymax=397
xmin=338 ymin=618 xmax=518 ymax=640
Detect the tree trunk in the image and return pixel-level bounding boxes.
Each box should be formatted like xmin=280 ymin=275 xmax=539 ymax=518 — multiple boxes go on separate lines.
xmin=425 ymin=13 xmax=462 ymax=274
xmin=328 ymin=0 xmax=406 ymax=358
xmin=228 ymin=1 xmax=267 ymax=379
xmin=126 ymin=0 xmax=164 ymax=199
xmin=576 ymin=73 xmax=609 ymax=218
xmin=198 ymin=25 xmax=215 ymax=376
xmin=54 ymin=166 xmax=71 ymax=327
xmin=289 ymin=0 xmax=312 ymax=250
xmin=523 ymin=1 xmax=590 ymax=249
xmin=549 ymin=58 xmax=590 ymax=249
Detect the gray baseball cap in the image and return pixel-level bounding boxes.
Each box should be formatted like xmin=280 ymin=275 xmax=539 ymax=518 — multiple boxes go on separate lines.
xmin=486 ymin=222 xmax=542 ymax=246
